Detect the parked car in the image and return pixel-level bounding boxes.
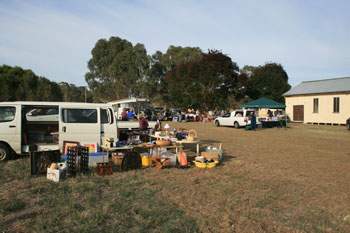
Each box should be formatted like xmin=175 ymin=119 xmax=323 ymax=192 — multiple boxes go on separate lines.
xmin=214 ymin=109 xmax=259 ymax=129
xmin=346 ymin=117 xmax=350 ymax=130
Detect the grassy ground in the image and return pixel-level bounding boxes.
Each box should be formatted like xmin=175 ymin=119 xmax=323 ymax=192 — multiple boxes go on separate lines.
xmin=1 ymin=123 xmax=350 ymax=232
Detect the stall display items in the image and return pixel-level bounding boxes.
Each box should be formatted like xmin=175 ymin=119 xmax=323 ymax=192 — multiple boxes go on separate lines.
xmin=30 ymin=150 xmax=61 ymax=175
xmin=205 ymin=144 xmax=223 ymax=161
xmin=63 ymin=141 xmax=80 ymax=155
xmin=66 ymin=146 xmax=89 ymax=176
xmin=184 ymin=129 xmax=198 ymax=141
xmin=193 ymin=160 xmax=219 ymax=168
xmin=47 ymin=162 xmax=67 ymax=182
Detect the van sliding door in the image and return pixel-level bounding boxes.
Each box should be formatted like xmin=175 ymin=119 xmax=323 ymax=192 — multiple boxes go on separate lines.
xmin=100 ymin=107 xmax=118 ymax=144
xmin=59 ymin=107 xmax=100 ymax=154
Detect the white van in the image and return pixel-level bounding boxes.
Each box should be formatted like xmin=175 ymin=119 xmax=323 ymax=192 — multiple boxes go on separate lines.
xmin=0 ymin=101 xmax=118 ymax=161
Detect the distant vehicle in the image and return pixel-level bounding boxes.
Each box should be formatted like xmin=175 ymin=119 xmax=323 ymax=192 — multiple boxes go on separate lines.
xmin=346 ymin=117 xmax=350 ymax=130
xmin=214 ymin=109 xmax=260 ymax=129
xmin=109 ymin=98 xmax=157 ymax=121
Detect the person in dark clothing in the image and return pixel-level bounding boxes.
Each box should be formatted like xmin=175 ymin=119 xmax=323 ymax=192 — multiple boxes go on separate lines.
xmin=250 ymin=112 xmax=257 ymax=130
xmin=267 ymin=109 xmax=273 ymax=118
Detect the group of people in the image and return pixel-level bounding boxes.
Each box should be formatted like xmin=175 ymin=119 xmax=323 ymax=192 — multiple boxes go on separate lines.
xmin=121 ymin=108 xmax=149 ymax=130
xmin=267 ymin=109 xmax=281 ymax=119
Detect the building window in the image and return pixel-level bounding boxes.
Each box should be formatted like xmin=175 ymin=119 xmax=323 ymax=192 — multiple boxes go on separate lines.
xmin=313 ymin=98 xmax=319 ymax=113
xmin=333 ymin=97 xmax=340 ymax=113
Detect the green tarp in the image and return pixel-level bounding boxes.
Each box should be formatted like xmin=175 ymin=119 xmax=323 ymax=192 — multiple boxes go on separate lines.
xmin=241 ymin=97 xmax=286 ymax=109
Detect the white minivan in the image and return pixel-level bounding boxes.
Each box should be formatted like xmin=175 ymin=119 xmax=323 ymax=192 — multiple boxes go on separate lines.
xmin=0 ymin=101 xmax=118 ymax=161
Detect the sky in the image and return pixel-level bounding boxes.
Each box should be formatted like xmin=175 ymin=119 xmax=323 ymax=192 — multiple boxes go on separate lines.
xmin=0 ymin=0 xmax=349 ymax=87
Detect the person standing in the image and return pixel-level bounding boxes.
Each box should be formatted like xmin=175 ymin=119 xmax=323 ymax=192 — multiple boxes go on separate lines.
xmin=127 ymin=109 xmax=136 ymax=120
xmin=121 ymin=108 xmax=128 ymax=121
xmin=177 ymin=110 xmax=183 ymax=122
xmin=250 ymin=112 xmax=257 ymax=130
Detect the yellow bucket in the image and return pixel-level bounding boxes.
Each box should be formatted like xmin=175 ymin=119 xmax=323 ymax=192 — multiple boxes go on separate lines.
xmin=141 ymin=155 xmax=152 ymax=167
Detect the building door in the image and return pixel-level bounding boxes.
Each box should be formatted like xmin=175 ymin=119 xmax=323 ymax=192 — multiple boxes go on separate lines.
xmin=293 ymin=105 xmax=304 ymax=121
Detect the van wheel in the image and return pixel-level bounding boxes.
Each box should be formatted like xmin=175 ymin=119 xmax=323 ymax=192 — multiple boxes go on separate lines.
xmin=215 ymin=120 xmax=220 ymax=127
xmin=234 ymin=122 xmax=240 ymax=129
xmin=0 ymin=143 xmax=11 ymax=161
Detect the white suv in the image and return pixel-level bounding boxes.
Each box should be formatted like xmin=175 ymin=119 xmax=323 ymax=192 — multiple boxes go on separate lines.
xmin=214 ymin=109 xmax=258 ymax=129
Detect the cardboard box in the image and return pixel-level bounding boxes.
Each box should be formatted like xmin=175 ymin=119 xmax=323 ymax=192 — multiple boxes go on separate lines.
xmin=112 ymin=154 xmax=124 ymax=166
xmin=201 ymin=152 xmax=219 ymax=161
xmin=47 ymin=168 xmax=62 ymax=182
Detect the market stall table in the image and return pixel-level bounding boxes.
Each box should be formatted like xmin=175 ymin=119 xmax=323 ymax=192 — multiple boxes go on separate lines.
xmin=175 ymin=140 xmax=200 ymax=156
xmin=150 ymin=144 xmax=183 ymax=169
xmin=260 ymin=119 xmax=287 ymax=128
xmin=101 ymin=145 xmax=145 ymax=171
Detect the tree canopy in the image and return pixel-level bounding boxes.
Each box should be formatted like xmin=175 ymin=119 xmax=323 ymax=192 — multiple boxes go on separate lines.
xmin=0 ymin=65 xmax=63 ymax=101
xmin=142 ymin=46 xmax=203 ymax=105
xmin=243 ymin=63 xmax=291 ymax=103
xmin=164 ymin=50 xmax=242 ymax=111
xmin=59 ymin=82 xmax=91 ymax=102
xmin=1 ymin=36 xmax=292 ymax=110
xmin=85 ymin=37 xmax=150 ymax=102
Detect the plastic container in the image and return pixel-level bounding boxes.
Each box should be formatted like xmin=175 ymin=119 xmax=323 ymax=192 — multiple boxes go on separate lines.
xmin=193 ymin=160 xmax=207 ymax=168
xmin=161 ymin=152 xmax=176 ymax=166
xmin=206 ymin=161 xmax=219 ymax=168
xmin=140 ymin=153 xmax=152 ymax=167
xmin=88 ymin=152 xmax=108 ymax=167
xmin=193 ymin=160 xmax=219 ymax=168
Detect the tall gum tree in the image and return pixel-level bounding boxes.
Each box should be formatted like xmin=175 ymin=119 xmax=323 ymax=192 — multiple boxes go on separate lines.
xmin=85 ymin=37 xmax=149 ymax=102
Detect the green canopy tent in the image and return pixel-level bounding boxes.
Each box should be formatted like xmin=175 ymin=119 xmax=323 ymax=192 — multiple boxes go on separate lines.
xmin=241 ymin=97 xmax=286 ymax=109
xmin=241 ymin=98 xmax=287 ymax=128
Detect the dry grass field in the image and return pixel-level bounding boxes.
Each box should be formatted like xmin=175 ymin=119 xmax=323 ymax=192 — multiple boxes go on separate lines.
xmin=1 ymin=122 xmax=350 ymax=232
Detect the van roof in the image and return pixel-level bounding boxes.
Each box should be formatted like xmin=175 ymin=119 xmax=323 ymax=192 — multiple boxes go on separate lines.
xmin=0 ymin=101 xmax=112 ymax=107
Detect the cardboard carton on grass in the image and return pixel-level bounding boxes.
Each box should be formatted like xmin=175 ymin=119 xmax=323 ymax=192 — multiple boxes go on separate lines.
xmin=201 ymin=151 xmax=219 ymax=161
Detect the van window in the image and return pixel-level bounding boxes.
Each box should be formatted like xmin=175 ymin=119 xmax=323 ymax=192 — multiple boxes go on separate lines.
xmin=0 ymin=107 xmax=15 ymax=122
xmin=62 ymin=109 xmax=97 ymax=123
xmin=25 ymin=107 xmax=59 ymax=122
xmin=101 ymin=109 xmax=109 ymax=124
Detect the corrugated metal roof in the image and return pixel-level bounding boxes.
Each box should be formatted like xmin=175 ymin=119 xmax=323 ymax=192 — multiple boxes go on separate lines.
xmin=283 ymin=77 xmax=350 ymax=96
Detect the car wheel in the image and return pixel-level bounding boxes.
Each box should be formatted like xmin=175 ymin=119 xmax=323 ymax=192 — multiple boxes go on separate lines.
xmin=234 ymin=122 xmax=240 ymax=129
xmin=0 ymin=143 xmax=11 ymax=161
xmin=215 ymin=120 xmax=220 ymax=127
